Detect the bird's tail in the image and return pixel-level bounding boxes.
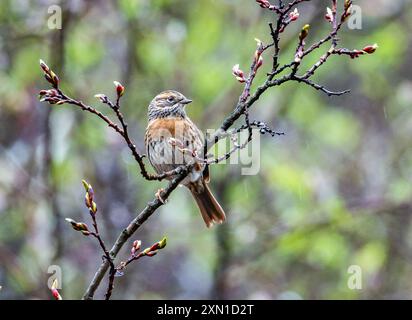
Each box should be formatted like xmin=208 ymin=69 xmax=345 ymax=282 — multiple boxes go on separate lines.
xmin=190 ymin=181 xmax=226 ymax=228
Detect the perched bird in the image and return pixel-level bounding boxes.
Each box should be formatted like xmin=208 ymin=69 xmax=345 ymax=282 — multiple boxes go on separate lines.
xmin=145 ymin=90 xmax=226 ymax=227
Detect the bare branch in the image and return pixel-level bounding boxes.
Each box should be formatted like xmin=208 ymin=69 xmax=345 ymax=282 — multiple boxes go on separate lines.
xmin=292 ymin=76 xmax=351 ymax=96
xmin=38 ymin=0 xmax=376 ymax=300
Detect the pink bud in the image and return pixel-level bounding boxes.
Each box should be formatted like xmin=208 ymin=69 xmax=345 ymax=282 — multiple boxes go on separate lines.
xmin=256 ymin=0 xmax=270 ymax=9
xmin=289 ymin=8 xmax=299 ymax=21
xmin=114 ymin=81 xmax=125 ymax=97
xmin=232 ymin=64 xmax=246 ymax=83
xmin=51 ymin=288 xmax=62 ymax=300
xmin=362 ymin=44 xmax=378 ymax=54
xmin=325 ymin=7 xmax=333 ymax=22
xmin=131 ymin=240 xmax=142 ymax=254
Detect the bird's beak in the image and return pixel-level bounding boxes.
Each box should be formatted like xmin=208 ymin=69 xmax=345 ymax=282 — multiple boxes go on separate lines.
xmin=181 ymin=98 xmax=193 ymax=105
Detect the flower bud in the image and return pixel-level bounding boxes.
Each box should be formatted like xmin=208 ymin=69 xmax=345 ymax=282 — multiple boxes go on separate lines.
xmin=289 ymin=8 xmax=299 ymax=22
xmin=88 ymin=187 xmax=94 ymax=202
xmin=148 ymin=237 xmax=168 ymax=252
xmin=256 ymin=0 xmax=270 ymax=9
xmin=39 ymin=59 xmax=50 ymax=73
xmin=344 ymin=0 xmax=352 ymax=11
xmin=325 ymin=7 xmax=333 ymax=22
xmin=77 ymin=222 xmax=89 ymax=231
xmin=51 ymin=288 xmax=61 ymax=300
xmin=299 ymin=24 xmax=310 ymax=41
xmin=65 ymin=218 xmax=89 ymax=232
xmin=82 ymin=179 xmax=91 ymax=192
xmin=44 ymin=74 xmax=53 ymax=84
xmin=158 ymin=237 xmax=167 ymax=249
xmin=232 ymin=64 xmax=246 ymax=83
xmin=85 ymin=193 xmax=92 ymax=208
xmin=39 ymin=90 xmax=48 ymax=97
xmin=92 ymin=201 xmax=97 ymax=214
xmin=40 ymin=60 xmax=59 ymax=87
xmin=362 ymin=44 xmax=378 ymax=54
xmin=131 ymin=240 xmax=142 ymax=255
xmin=51 ymin=279 xmax=62 ymax=300
xmin=50 ymin=71 xmax=60 ymax=87
xmin=114 ymin=81 xmax=125 ymax=97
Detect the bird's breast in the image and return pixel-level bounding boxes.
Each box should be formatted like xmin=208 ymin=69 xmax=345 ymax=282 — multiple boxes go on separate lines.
xmin=145 ymin=117 xmax=205 ymax=183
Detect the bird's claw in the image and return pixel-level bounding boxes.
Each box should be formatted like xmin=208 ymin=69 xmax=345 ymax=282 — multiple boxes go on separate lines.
xmin=155 ymin=188 xmax=166 ymax=204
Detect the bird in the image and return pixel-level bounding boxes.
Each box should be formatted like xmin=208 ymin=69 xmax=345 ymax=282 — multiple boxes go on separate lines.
xmin=145 ymin=90 xmax=226 ymax=228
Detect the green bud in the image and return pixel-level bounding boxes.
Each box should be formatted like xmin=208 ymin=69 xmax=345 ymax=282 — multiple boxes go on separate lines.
xmin=299 ymin=24 xmax=310 ymax=41
xmin=158 ymin=237 xmax=167 ymax=249
xmin=82 ymin=180 xmax=90 ymax=192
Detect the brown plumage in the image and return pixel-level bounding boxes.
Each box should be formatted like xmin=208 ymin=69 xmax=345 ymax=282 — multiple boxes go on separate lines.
xmin=145 ymin=90 xmax=226 ymax=227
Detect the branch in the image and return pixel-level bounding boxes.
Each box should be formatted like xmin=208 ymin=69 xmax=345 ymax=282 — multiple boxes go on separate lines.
xmin=38 ymin=0 xmax=377 ymax=300
xmin=64 ymin=180 xmax=116 ymax=300
xmin=292 ymin=76 xmax=351 ymax=96
xmin=208 ymin=0 xmax=377 ymax=149
xmin=82 ymin=169 xmax=189 ymax=300
xmin=39 ymin=66 xmax=182 ymax=183
xmin=116 ymin=238 xmax=167 ymax=276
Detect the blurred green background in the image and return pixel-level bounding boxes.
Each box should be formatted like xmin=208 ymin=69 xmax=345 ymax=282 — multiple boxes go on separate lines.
xmin=0 ymin=0 xmax=411 ymax=299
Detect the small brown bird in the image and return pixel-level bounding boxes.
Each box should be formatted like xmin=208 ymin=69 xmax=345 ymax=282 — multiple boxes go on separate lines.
xmin=145 ymin=90 xmax=226 ymax=227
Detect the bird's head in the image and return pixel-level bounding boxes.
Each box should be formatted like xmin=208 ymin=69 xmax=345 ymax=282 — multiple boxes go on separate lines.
xmin=148 ymin=90 xmax=192 ymax=121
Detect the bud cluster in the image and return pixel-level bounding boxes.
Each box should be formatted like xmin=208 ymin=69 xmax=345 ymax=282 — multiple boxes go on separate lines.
xmin=65 ymin=218 xmax=90 ymax=236
xmin=82 ymin=180 xmax=97 ymax=215
xmin=38 ymin=59 xmax=66 ymax=106
xmin=39 ymin=59 xmax=59 ymax=88
xmin=39 ymin=89 xmax=65 ymax=105
xmin=116 ymin=237 xmax=168 ymax=276
xmin=276 ymin=8 xmax=300 ymax=33
xmin=231 ymin=38 xmax=265 ymax=83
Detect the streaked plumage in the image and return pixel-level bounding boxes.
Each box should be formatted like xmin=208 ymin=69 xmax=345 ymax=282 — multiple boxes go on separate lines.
xmin=145 ymin=90 xmax=226 ymax=227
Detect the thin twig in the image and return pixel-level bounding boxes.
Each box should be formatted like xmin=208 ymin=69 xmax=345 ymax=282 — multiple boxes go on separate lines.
xmin=38 ymin=0 xmax=375 ymax=300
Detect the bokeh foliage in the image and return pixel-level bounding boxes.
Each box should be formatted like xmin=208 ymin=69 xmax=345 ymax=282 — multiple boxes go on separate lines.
xmin=0 ymin=0 xmax=411 ymax=299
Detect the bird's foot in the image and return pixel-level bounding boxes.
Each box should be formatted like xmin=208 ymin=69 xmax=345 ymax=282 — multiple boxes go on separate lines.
xmin=155 ymin=188 xmax=167 ymax=204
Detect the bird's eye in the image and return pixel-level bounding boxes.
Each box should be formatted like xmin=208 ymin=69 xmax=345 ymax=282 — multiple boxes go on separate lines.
xmin=167 ymin=96 xmax=175 ymax=102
